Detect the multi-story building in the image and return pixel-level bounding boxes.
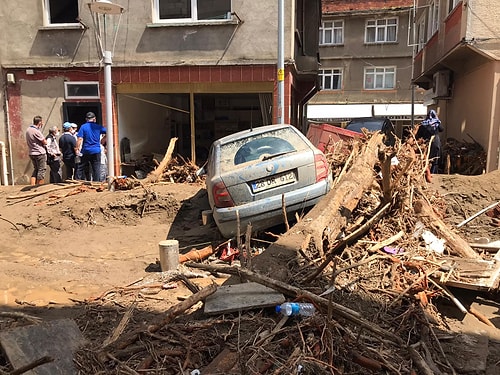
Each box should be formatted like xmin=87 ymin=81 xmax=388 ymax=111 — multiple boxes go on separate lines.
xmin=0 ymin=0 xmax=321 ymax=184
xmin=412 ymin=0 xmax=500 ymax=172
xmin=308 ymin=0 xmax=426 ymax=137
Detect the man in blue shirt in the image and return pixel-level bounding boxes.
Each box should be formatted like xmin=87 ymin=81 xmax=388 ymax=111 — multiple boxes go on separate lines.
xmin=75 ymin=112 xmax=107 ymax=181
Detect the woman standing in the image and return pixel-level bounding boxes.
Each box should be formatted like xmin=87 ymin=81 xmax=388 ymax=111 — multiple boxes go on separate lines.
xmin=46 ymin=125 xmax=62 ymax=183
xmin=416 ymin=109 xmax=444 ymax=182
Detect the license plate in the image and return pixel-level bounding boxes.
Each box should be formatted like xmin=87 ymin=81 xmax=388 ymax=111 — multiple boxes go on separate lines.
xmin=251 ymin=171 xmax=296 ymax=193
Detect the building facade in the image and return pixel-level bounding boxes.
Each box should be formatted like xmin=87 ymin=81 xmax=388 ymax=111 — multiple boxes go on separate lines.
xmin=308 ymin=0 xmax=426 ymax=136
xmin=412 ymin=0 xmax=500 ymax=172
xmin=0 ymin=0 xmax=321 ymax=184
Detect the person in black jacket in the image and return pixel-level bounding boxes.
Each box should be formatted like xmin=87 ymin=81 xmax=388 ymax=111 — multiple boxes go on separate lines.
xmin=59 ymin=122 xmax=77 ymax=180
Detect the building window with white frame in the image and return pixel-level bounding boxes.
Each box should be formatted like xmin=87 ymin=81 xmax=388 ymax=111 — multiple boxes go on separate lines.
xmin=319 ymin=20 xmax=344 ymax=45
xmin=43 ymin=0 xmax=79 ymax=26
xmin=153 ymin=0 xmax=232 ymax=23
xmin=365 ymin=17 xmax=398 ymax=43
xmin=364 ymin=66 xmax=395 ymax=90
xmin=416 ymin=16 xmax=426 ymax=52
xmin=428 ymin=1 xmax=440 ymax=36
xmin=320 ymin=69 xmax=343 ymax=90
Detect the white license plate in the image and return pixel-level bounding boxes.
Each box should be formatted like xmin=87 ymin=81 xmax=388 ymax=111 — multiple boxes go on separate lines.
xmin=251 ymin=171 xmax=296 ymax=193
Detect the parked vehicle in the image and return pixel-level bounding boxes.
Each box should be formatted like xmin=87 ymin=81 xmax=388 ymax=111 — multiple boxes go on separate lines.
xmin=201 ymin=124 xmax=332 ymax=238
xmin=306 ymin=117 xmax=396 ymax=154
xmin=346 ymin=117 xmax=396 ymax=146
xmin=306 ymin=122 xmax=362 ymax=154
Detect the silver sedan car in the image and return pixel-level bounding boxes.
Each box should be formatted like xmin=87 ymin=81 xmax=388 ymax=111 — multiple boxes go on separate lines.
xmin=202 ymin=124 xmax=332 ymax=238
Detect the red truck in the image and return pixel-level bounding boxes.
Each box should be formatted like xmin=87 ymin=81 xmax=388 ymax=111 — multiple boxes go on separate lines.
xmin=306 ymin=117 xmax=396 ymax=153
xmin=306 ymin=122 xmax=362 ymax=154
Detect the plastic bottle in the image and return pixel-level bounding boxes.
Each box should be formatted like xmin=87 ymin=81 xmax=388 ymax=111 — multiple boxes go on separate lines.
xmin=275 ymin=302 xmax=316 ymax=317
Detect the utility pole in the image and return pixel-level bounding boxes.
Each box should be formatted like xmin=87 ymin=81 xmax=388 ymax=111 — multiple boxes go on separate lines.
xmin=277 ymin=0 xmax=285 ymax=124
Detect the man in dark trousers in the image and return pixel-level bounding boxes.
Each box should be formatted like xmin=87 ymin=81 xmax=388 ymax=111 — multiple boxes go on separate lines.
xmin=75 ymin=112 xmax=107 ymax=181
xmin=45 ymin=125 xmax=62 ymax=183
xmin=26 ymin=115 xmax=47 ymax=185
xmin=59 ymin=122 xmax=77 ymax=180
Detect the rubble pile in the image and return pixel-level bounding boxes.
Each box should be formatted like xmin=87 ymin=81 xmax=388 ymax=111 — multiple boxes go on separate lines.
xmin=1 ymin=133 xmax=498 ymax=374
xmin=442 ymin=137 xmax=487 ymax=175
xmin=67 ymin=134 xmax=499 ymax=374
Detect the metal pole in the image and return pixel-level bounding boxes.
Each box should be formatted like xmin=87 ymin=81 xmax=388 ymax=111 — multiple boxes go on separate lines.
xmin=277 ymin=0 xmax=285 ymax=124
xmin=104 ymin=50 xmax=115 ymax=179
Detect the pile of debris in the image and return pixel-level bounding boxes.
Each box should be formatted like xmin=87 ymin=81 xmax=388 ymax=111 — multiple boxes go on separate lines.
xmin=442 ymin=136 xmax=487 ymax=175
xmin=1 ymin=133 xmax=499 ymax=374
xmin=69 ymin=134 xmax=496 ymax=373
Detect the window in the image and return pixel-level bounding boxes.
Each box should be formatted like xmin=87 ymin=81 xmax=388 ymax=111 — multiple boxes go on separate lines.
xmin=153 ymin=0 xmax=232 ymax=23
xmin=319 ymin=20 xmax=344 ymax=45
xmin=43 ymin=0 xmax=79 ymax=26
xmin=448 ymin=0 xmax=460 ymax=14
xmin=416 ymin=16 xmax=426 ymax=52
xmin=428 ymin=1 xmax=440 ymax=36
xmin=319 ymin=69 xmax=343 ymax=90
xmin=365 ymin=18 xmax=398 ymax=43
xmin=64 ymin=82 xmax=100 ymax=100
xmin=364 ymin=67 xmax=395 ymax=90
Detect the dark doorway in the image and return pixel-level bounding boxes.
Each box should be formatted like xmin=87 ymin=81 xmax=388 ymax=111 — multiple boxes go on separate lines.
xmin=63 ymin=102 xmax=102 ymax=130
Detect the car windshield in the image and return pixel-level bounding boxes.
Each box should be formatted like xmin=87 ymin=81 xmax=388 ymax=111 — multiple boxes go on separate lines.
xmin=219 ymin=127 xmax=309 ymax=172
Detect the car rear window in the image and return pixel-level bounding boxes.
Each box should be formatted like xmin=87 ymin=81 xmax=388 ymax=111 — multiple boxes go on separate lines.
xmin=219 ymin=127 xmax=310 ymax=172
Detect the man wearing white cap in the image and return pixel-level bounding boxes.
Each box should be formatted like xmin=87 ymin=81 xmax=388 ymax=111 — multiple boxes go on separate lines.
xmin=59 ymin=122 xmax=77 ymax=180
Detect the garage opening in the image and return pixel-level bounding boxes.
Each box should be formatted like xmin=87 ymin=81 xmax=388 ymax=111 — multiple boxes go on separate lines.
xmin=117 ymin=92 xmax=272 ymax=175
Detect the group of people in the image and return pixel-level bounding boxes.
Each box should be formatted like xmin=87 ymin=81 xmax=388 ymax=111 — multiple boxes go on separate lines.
xmin=26 ymin=112 xmax=107 ymax=185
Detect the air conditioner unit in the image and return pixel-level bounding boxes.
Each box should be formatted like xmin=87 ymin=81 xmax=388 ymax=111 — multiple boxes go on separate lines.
xmin=432 ymin=70 xmax=451 ymax=98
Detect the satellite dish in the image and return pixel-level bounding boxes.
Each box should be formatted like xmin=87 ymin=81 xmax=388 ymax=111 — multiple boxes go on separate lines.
xmin=88 ymin=0 xmax=124 ymax=15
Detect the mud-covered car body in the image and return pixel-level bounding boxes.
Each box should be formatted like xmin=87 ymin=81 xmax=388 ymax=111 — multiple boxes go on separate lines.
xmin=202 ymin=124 xmax=332 ymax=238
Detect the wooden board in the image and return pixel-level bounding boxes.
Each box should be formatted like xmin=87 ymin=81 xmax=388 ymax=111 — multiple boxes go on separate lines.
xmin=0 ymin=318 xmax=85 ymax=375
xmin=204 ymin=282 xmax=285 ymax=315
xmin=432 ymin=250 xmax=500 ymax=291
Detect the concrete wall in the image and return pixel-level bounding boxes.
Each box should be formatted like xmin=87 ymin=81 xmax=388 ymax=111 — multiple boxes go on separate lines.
xmin=0 ymin=1 xmax=293 ymax=68
xmin=444 ymin=61 xmax=498 ymax=171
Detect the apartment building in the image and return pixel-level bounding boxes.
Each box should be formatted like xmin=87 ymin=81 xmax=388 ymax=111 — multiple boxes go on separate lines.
xmin=308 ymin=0 xmax=426 ymax=136
xmin=0 ymin=0 xmax=321 ymax=184
xmin=413 ymin=0 xmax=500 ymax=172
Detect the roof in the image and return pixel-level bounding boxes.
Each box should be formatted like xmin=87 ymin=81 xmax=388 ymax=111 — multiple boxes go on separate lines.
xmin=323 ymin=0 xmax=414 ymax=14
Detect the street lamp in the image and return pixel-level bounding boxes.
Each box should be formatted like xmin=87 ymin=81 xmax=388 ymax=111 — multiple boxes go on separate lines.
xmin=88 ymin=0 xmax=125 ymax=182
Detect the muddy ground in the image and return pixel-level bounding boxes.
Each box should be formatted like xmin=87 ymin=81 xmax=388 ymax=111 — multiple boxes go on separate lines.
xmin=0 ymin=170 xmax=499 ymax=374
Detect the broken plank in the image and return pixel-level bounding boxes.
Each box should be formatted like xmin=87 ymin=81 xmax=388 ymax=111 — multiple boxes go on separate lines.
xmin=204 ymin=282 xmax=285 ymax=315
xmin=432 ymin=250 xmax=500 ymax=291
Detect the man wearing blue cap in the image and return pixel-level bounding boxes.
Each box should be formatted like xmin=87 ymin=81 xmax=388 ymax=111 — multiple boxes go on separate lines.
xmin=59 ymin=122 xmax=77 ymax=180
xmin=75 ymin=112 xmax=106 ymax=181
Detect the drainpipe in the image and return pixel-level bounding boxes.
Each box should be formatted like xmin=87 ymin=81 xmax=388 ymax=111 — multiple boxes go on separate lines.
xmin=0 ymin=141 xmax=7 ymax=185
xmin=3 ymin=83 xmax=14 ymax=185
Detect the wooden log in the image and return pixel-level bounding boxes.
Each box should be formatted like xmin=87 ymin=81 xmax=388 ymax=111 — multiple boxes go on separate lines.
xmin=250 ymin=133 xmax=386 ymax=281
xmin=414 ymin=199 xmax=481 ymax=259
xmin=7 ymin=183 xmax=84 ymax=200
xmin=143 ymin=137 xmax=178 ymax=184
